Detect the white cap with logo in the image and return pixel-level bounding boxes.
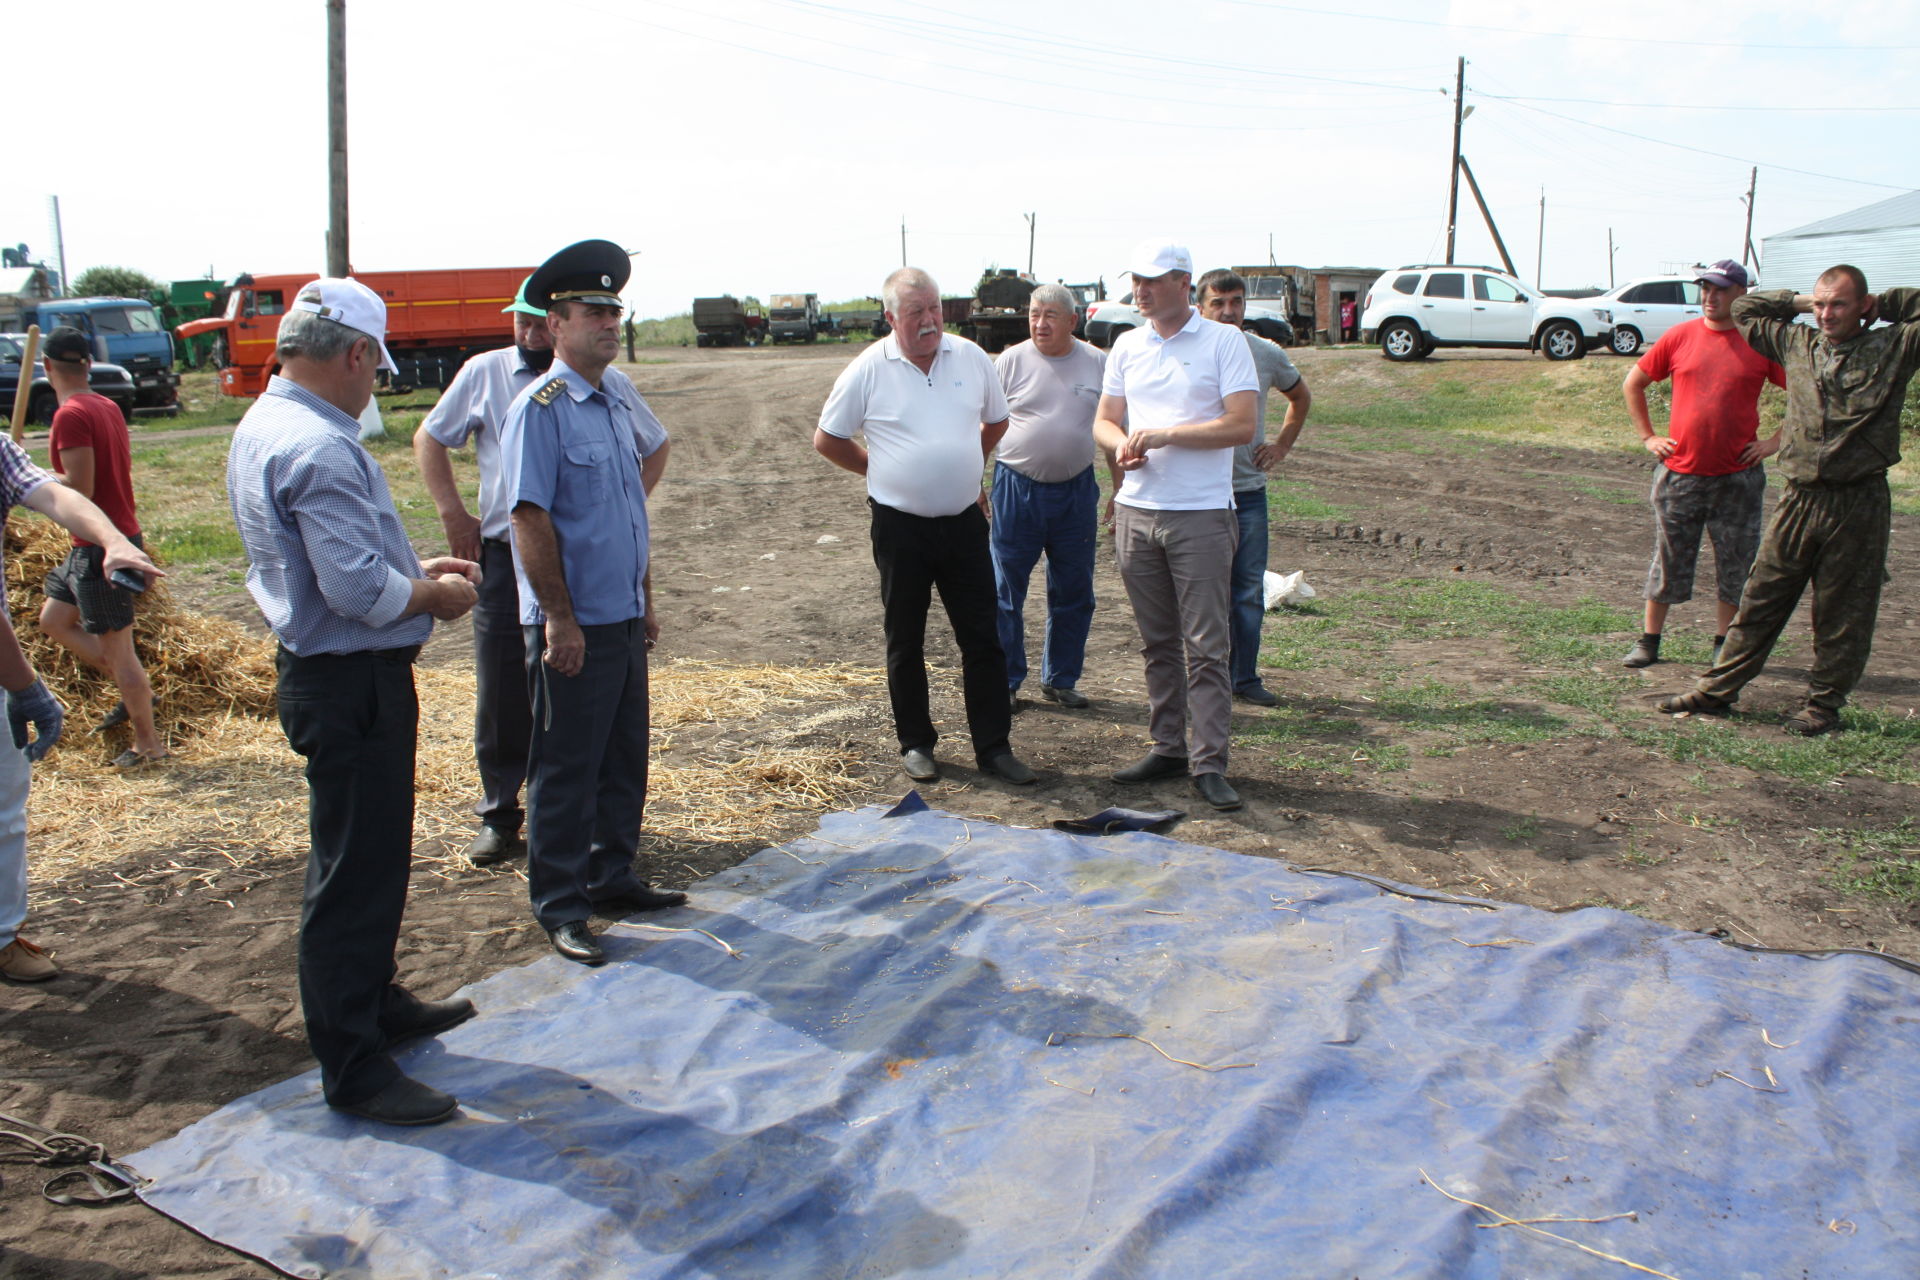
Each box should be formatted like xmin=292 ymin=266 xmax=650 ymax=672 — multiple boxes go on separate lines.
xmin=292 ymin=277 xmax=400 ymax=373
xmin=1124 ymin=240 xmax=1193 ymax=280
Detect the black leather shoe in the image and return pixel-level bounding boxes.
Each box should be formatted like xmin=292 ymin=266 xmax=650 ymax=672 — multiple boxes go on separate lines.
xmin=549 ymin=921 xmax=605 ymax=965
xmin=1622 ymin=637 xmax=1661 ymax=669
xmin=902 ymin=747 xmax=939 ymax=781
xmin=1041 ymin=684 xmax=1089 ymax=709
xmin=980 ymin=751 xmax=1038 ymax=785
xmin=333 ymin=1075 xmax=459 ymax=1126
xmin=466 ymin=826 xmax=520 ymax=866
xmin=382 ymin=996 xmax=476 ymax=1045
xmin=1192 ymin=772 xmax=1242 ymax=811
xmin=1234 ymin=685 xmax=1280 ymax=707
xmin=593 ymin=885 xmax=689 ymax=915
xmin=1009 ymin=690 xmax=1022 ymax=714
xmin=1111 ymin=752 xmax=1189 ymax=783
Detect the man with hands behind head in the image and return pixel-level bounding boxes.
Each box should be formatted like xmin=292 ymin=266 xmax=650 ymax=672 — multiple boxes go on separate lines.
xmin=1661 ymin=264 xmax=1920 ymax=735
xmin=228 ymin=277 xmax=481 ymax=1125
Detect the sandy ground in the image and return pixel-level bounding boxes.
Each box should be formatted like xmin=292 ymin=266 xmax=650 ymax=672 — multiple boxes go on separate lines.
xmin=2 ymin=342 xmax=1915 ymax=1277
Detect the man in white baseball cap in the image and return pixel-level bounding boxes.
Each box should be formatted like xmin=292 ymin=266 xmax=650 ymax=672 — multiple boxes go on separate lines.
xmin=290 ymin=277 xmax=400 ymax=374
xmin=1094 ymin=239 xmax=1259 ymax=811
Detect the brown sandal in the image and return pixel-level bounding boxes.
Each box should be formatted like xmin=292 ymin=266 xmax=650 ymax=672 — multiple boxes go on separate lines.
xmin=1782 ymin=705 xmax=1840 ymax=737
xmin=1657 ymin=690 xmax=1731 ymax=717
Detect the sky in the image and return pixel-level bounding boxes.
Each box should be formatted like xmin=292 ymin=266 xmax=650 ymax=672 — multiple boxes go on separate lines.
xmin=8 ymin=0 xmax=1918 ymax=320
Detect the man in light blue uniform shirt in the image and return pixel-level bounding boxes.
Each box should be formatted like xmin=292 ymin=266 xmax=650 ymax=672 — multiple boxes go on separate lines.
xmin=228 ymin=277 xmax=482 ymax=1126
xmin=498 ymin=240 xmax=684 ymax=967
xmin=414 ymin=278 xmax=551 ymax=866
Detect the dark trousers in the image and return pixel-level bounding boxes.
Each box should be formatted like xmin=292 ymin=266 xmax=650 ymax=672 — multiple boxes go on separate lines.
xmin=989 ymin=462 xmax=1098 ymax=693
xmin=1229 ymin=487 xmax=1270 ymax=693
xmin=1699 ymin=476 xmax=1892 ymax=711
xmin=869 ymin=499 xmax=1012 ymax=762
xmin=523 ymin=618 xmax=650 ymax=931
xmin=276 ymin=645 xmax=424 ymax=1107
xmin=472 ymin=537 xmax=532 ymax=833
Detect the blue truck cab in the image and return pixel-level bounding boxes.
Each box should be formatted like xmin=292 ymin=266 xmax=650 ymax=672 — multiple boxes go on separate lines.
xmin=25 ymin=296 xmax=179 ymax=413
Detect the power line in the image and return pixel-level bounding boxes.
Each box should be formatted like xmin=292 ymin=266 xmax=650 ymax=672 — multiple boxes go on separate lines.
xmin=1489 ymin=95 xmax=1914 ymax=191
xmin=1221 ymin=0 xmax=1920 ymax=51
xmin=1477 ymin=90 xmax=1920 ymax=114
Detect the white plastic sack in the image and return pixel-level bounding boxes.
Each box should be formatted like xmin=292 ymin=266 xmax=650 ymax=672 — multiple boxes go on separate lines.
xmin=1263 ymin=569 xmax=1316 ymax=611
xmin=357 ymin=395 xmax=385 ymax=442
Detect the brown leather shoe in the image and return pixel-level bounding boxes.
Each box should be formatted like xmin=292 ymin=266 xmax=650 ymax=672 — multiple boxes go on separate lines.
xmin=0 ymin=937 xmax=56 ymax=982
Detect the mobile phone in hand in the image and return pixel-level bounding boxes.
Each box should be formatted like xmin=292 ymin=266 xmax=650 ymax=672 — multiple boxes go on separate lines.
xmin=109 ymin=568 xmax=148 ymax=594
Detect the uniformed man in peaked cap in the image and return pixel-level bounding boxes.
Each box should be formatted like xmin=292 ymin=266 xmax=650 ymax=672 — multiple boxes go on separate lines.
xmin=498 ymin=240 xmax=686 ymax=966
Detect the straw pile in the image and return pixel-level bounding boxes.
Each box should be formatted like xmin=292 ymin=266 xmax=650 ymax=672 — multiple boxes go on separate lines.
xmin=3 ymin=514 xmax=278 ymax=738
xmin=14 ymin=577 xmax=885 ymax=895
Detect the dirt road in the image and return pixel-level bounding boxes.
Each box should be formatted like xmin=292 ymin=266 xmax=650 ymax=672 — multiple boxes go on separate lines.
xmin=3 ymin=342 xmax=1914 ymax=1276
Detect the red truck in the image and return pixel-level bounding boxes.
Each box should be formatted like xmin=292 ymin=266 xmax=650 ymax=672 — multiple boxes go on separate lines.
xmin=178 ymin=267 xmax=534 ymax=396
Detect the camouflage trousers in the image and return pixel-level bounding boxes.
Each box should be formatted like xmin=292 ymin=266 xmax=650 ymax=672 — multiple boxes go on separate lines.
xmin=1644 ymin=463 xmax=1767 ymax=606
xmin=1697 ymin=474 xmax=1892 ymax=711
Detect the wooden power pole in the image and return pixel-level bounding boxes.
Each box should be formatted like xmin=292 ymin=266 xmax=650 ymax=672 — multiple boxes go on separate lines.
xmin=1444 ymin=56 xmax=1464 ymax=265
xmin=326 ymin=0 xmax=350 ymax=277
xmin=1024 ymin=212 xmax=1036 ymax=276
xmin=1742 ymin=166 xmax=1758 ymax=268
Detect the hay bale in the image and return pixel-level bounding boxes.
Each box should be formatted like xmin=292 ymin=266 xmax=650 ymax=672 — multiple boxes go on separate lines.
xmin=3 ymin=513 xmax=277 ymax=745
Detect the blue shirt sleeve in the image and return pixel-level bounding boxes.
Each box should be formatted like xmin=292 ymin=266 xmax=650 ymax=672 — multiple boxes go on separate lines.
xmin=421 ymin=357 xmax=485 ymax=448
xmin=503 ymin=396 xmax=562 ymax=513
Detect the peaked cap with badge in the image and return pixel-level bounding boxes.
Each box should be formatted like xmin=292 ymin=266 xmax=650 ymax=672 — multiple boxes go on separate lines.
xmin=525 ymin=239 xmax=630 ymax=311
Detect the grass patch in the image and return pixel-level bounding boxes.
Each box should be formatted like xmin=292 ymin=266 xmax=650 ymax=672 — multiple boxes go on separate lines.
xmin=1265 ymin=476 xmax=1352 ymax=521
xmin=1820 ymin=818 xmax=1920 ymax=901
xmin=147 ymin=520 xmax=245 ymax=564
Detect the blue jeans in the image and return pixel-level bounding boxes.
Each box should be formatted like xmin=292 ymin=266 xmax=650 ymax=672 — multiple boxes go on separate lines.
xmin=990 ymin=462 xmax=1098 ymax=691
xmin=0 ymin=741 xmax=28 ymax=950
xmin=1229 ymin=487 xmax=1269 ymax=693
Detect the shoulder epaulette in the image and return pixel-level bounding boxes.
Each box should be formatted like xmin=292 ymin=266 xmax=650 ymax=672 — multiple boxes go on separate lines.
xmin=530 ymin=377 xmax=568 ymax=406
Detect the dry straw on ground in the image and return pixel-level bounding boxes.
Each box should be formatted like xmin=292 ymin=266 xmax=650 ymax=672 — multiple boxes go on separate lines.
xmin=5 ymin=515 xmax=885 ymax=897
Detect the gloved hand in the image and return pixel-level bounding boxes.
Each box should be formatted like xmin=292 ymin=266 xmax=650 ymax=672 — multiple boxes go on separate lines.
xmin=7 ymin=679 xmax=64 ymax=763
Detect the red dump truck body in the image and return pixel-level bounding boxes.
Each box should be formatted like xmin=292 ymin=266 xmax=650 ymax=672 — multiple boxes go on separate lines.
xmin=178 ymin=267 xmax=535 ymax=396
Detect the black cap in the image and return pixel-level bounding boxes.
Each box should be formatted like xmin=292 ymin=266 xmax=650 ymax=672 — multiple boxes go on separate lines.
xmin=41 ymin=326 xmax=91 ymax=363
xmin=526 ymin=239 xmax=629 ymax=310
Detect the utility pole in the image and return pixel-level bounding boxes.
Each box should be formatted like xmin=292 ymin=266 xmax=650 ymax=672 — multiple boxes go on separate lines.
xmin=1024 ymin=212 xmax=1036 ymax=275
xmin=1444 ymin=55 xmax=1465 ymax=265
xmin=1269 ymin=231 xmax=1276 ymax=267
xmin=48 ymin=196 xmax=67 ymax=297
xmin=1535 ymin=188 xmax=1545 ymax=288
xmin=1741 ymin=166 xmax=1758 ymax=268
xmin=900 ymin=215 xmax=907 ymax=267
xmin=326 ymin=0 xmax=349 ymax=277
xmin=1607 ymin=227 xmax=1617 ymax=289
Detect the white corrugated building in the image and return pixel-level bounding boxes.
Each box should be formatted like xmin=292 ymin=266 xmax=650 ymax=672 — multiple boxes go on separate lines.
xmin=1759 ymin=190 xmax=1920 ymax=293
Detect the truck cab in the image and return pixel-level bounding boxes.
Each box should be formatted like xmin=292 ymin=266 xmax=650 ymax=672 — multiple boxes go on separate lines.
xmin=28 ymin=296 xmax=179 ymax=413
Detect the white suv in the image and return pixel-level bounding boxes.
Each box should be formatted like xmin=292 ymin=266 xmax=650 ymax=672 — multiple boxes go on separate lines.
xmin=1594 ymin=274 xmax=1702 ymax=356
xmin=1085 ymin=292 xmax=1292 ymax=348
xmin=1359 ymin=264 xmax=1610 ymax=362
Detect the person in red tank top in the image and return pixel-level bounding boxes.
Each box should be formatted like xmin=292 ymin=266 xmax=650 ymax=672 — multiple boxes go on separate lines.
xmin=35 ymin=328 xmax=168 ymax=766
xmin=1619 ymin=261 xmax=1786 ymax=669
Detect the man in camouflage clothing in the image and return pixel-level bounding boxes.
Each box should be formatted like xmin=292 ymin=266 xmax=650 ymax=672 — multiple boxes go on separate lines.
xmin=1660 ymin=265 xmax=1920 ymax=735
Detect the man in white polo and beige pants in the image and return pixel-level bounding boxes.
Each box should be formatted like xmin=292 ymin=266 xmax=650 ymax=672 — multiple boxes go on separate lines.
xmin=1094 ymin=241 xmax=1258 ymax=811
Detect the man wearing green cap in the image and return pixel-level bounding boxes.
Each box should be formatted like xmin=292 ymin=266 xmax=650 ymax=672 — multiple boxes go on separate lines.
xmin=413 ymin=280 xmax=553 ymax=866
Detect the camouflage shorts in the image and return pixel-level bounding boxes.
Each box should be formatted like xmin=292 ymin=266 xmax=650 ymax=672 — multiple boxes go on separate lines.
xmin=1644 ymin=464 xmax=1767 ymax=606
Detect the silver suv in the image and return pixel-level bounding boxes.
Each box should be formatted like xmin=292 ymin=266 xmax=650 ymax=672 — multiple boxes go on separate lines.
xmin=1359 ymin=264 xmax=1610 ymax=362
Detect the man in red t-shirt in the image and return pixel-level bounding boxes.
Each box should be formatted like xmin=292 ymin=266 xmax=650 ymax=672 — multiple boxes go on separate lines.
xmin=35 ymin=328 xmax=166 ymax=766
xmin=1619 ymin=260 xmax=1786 ymax=668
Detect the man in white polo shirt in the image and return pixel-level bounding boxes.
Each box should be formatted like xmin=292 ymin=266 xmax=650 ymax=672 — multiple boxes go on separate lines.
xmin=1093 ymin=241 xmax=1259 ymax=811
xmin=814 ymin=266 xmax=1037 ymax=787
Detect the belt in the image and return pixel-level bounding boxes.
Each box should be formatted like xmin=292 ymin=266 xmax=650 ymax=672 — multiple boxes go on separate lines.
xmin=278 ymin=643 xmax=422 ymax=665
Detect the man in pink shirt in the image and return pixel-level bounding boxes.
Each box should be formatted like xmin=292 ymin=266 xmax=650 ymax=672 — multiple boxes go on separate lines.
xmin=1620 ymin=260 xmax=1785 ymax=669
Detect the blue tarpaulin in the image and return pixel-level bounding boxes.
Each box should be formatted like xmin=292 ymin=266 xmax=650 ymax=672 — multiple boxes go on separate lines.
xmin=128 ymin=803 xmax=1920 ymax=1278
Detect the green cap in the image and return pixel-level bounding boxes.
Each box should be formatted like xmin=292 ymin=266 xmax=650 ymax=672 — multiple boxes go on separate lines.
xmin=502 ymin=276 xmax=547 ymax=317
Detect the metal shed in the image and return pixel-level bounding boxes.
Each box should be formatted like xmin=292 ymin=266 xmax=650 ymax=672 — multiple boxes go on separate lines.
xmin=1759 ymin=189 xmax=1920 ymax=293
